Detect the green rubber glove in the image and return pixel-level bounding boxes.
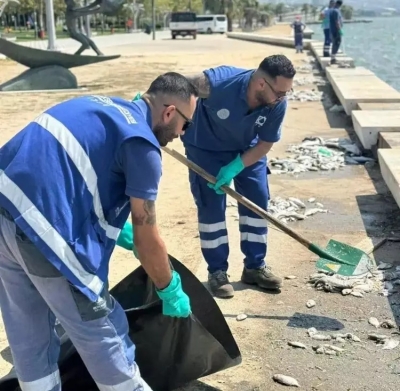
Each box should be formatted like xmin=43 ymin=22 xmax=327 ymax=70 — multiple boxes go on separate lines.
xmin=132 ymin=92 xmax=142 ymax=101
xmin=156 ymin=270 xmax=191 ymax=318
xmin=207 ymin=155 xmax=245 ymax=195
xmin=116 ymin=221 xmax=139 ymax=258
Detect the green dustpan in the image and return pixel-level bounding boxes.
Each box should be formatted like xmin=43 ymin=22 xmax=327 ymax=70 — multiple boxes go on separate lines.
xmin=160 ymin=146 xmax=375 ymax=278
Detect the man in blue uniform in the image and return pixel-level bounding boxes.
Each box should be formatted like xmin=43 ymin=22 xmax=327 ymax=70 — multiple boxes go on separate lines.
xmin=321 ymin=0 xmax=335 ymax=57
xmin=0 ymin=72 xmax=197 ymax=391
xmin=290 ymin=15 xmax=306 ymax=53
xmin=329 ymin=0 xmax=344 ymax=64
xmin=182 ymin=55 xmax=296 ymax=298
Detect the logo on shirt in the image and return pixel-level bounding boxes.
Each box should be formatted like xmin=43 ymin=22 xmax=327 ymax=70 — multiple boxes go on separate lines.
xmin=255 ymin=115 xmax=267 ymax=127
xmin=217 ymin=108 xmax=230 ymax=120
xmin=89 ymin=95 xmax=137 ymax=125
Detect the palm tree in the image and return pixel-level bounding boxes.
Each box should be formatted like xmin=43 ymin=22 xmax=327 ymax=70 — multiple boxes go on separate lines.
xmin=301 ymin=3 xmax=309 ymax=21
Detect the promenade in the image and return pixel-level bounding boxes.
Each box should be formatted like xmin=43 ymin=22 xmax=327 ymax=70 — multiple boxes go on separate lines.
xmin=1 ymin=31 xmax=400 ymax=390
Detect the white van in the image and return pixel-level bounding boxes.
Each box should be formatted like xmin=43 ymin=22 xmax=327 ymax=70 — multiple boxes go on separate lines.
xmin=169 ymin=12 xmax=197 ymax=39
xmin=196 ymin=14 xmax=227 ymax=34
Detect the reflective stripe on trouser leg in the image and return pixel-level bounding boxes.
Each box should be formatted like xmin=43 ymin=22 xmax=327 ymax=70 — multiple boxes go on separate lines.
xmin=323 ymin=28 xmax=331 ymax=56
xmin=0 ymin=214 xmax=61 ymax=391
xmin=234 ymin=157 xmax=269 ymax=270
xmin=0 ymin=212 xmax=152 ymax=391
xmin=186 ymin=146 xmax=232 ymax=273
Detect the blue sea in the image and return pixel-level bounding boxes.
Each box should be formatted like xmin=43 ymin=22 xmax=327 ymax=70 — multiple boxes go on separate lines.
xmin=313 ymin=16 xmax=400 ymax=91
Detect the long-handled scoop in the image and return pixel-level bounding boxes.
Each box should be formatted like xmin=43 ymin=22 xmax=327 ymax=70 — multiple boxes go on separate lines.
xmin=162 ymin=146 xmax=374 ymax=277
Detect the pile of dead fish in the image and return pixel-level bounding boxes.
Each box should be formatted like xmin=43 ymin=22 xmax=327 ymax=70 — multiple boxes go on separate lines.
xmin=270 ymin=136 xmax=374 ymax=175
xmin=287 ymin=89 xmax=324 ymax=102
xmin=268 ymin=196 xmax=328 ymax=224
xmin=308 ymin=262 xmax=400 ymax=298
xmin=293 ymin=77 xmax=327 ymax=87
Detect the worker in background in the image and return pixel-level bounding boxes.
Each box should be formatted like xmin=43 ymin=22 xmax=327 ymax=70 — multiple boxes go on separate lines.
xmin=290 ymin=15 xmax=306 ymax=53
xmin=329 ymin=0 xmax=344 ymax=64
xmin=181 ymin=56 xmax=295 ymax=299
xmin=0 ymin=72 xmax=197 ymax=391
xmin=321 ymin=0 xmax=335 ymax=57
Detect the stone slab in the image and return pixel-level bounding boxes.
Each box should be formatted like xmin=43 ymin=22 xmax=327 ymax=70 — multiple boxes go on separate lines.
xmin=326 ymin=67 xmax=400 ymax=115
xmin=310 ymin=41 xmax=352 ymax=71
xmin=378 ymin=132 xmax=400 ymax=149
xmin=378 ymin=148 xmax=400 ymax=209
xmin=351 ymin=110 xmax=400 ymax=149
xmin=357 ymin=103 xmax=400 ymax=111
xmin=226 ymin=32 xmax=312 ymax=49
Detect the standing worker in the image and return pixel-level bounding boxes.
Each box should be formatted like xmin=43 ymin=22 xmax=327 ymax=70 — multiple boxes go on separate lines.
xmin=321 ymin=0 xmax=335 ymax=57
xmin=0 ymin=72 xmax=197 ymax=391
xmin=329 ymin=0 xmax=344 ymax=64
xmin=290 ymin=15 xmax=306 ymax=53
xmin=181 ymin=56 xmax=295 ymax=298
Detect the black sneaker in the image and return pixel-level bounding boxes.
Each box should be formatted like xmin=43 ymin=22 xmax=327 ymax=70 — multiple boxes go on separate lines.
xmin=241 ymin=265 xmax=282 ymax=291
xmin=208 ymin=271 xmax=234 ymax=298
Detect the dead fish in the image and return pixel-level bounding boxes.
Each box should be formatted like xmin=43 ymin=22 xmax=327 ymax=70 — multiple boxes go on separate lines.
xmin=342 ymin=289 xmax=352 ymax=295
xmin=311 ymin=334 xmax=332 ymax=341
xmin=306 ymin=299 xmax=316 ymax=308
xmin=382 ymin=339 xmax=399 ymax=350
xmin=288 ymin=341 xmax=307 ymax=349
xmin=368 ymin=317 xmax=381 ymax=328
xmin=272 ymin=374 xmax=300 ymax=387
xmin=378 ymin=262 xmax=393 ymax=270
xmin=305 ymin=208 xmax=328 ymax=217
xmin=381 ymin=320 xmax=396 ymax=329
xmin=315 ymin=202 xmax=324 ymax=208
xmin=324 ymin=344 xmax=344 ymax=352
xmin=236 ymin=313 xmax=247 ymax=321
xmin=285 ymin=275 xmax=297 ymax=280
xmin=288 ymin=197 xmax=306 ymax=208
xmin=307 ymin=327 xmax=318 ymax=336
xmin=350 ymin=291 xmax=364 ymax=298
xmin=368 ymin=333 xmax=388 ymax=342
xmin=346 ymin=333 xmax=361 ymax=342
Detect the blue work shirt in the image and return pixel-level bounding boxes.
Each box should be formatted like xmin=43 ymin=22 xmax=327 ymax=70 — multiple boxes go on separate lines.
xmin=181 ymin=66 xmax=287 ymax=152
xmin=291 ymin=20 xmax=305 ymax=34
xmin=321 ymin=7 xmax=331 ymax=30
xmin=330 ymin=8 xmax=342 ymax=35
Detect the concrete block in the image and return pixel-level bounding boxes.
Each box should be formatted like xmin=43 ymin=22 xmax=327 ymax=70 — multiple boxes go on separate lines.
xmin=352 ymin=110 xmax=400 ymax=149
xmin=226 ymin=32 xmax=312 ymax=49
xmin=378 ymin=133 xmax=400 ymax=149
xmin=357 ymin=103 xmax=400 ymax=111
xmin=326 ymin=67 xmax=400 ymax=115
xmin=378 ymin=149 xmax=400 ymax=209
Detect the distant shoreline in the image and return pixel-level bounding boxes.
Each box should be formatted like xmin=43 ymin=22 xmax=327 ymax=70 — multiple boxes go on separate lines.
xmin=306 ymin=19 xmax=373 ymax=25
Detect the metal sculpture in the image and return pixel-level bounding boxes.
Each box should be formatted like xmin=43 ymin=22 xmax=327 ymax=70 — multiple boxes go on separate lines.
xmin=65 ymin=0 xmax=125 ymax=56
xmin=0 ymin=37 xmax=120 ymax=91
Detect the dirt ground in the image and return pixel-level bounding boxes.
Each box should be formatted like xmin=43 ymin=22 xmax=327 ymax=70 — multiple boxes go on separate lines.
xmin=1 ymin=33 xmax=400 ymax=391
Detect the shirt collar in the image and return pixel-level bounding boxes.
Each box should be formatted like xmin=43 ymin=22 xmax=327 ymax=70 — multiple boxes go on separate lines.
xmin=133 ymin=98 xmax=152 ymax=129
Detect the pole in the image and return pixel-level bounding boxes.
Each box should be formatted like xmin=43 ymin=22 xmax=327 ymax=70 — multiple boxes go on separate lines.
xmin=151 ymin=0 xmax=155 ymax=40
xmin=84 ymin=0 xmax=91 ymax=37
xmin=45 ymin=0 xmax=58 ymax=50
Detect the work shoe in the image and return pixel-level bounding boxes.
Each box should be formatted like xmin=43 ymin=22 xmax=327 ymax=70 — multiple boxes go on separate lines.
xmin=241 ymin=265 xmax=282 ymax=291
xmin=208 ymin=271 xmax=234 ymax=298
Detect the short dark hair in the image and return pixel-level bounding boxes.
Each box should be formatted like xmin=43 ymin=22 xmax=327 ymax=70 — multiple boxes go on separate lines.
xmin=336 ymin=0 xmax=343 ymax=6
xmin=147 ymin=72 xmax=198 ymax=101
xmin=258 ymin=55 xmax=296 ymax=80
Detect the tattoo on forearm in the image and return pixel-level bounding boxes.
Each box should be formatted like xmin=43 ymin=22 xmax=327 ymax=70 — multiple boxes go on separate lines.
xmin=188 ymin=73 xmax=211 ymax=99
xmin=131 ymin=200 xmax=156 ymax=226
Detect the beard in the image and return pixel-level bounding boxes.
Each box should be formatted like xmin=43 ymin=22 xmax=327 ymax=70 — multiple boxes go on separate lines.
xmin=153 ymin=120 xmax=178 ymax=147
xmin=255 ymin=90 xmax=278 ymax=108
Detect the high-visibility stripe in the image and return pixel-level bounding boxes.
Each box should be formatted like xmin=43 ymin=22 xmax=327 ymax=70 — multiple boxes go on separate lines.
xmin=239 ymin=216 xmax=268 ymax=228
xmin=198 ymin=221 xmax=226 ymax=233
xmin=0 ymin=170 xmax=103 ymax=295
xmin=200 ymin=235 xmax=229 ymax=249
xmin=240 ymin=232 xmax=267 ymax=244
xmin=96 ymin=373 xmax=152 ymax=391
xmin=34 ymin=113 xmax=120 ymax=241
xmin=19 ymin=369 xmax=60 ymax=391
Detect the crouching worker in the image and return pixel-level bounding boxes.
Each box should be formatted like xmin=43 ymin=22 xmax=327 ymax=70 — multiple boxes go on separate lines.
xmin=0 ymin=72 xmax=197 ymax=391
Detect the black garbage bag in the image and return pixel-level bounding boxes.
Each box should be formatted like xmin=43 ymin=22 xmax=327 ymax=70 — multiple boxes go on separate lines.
xmin=0 ymin=255 xmax=241 ymax=391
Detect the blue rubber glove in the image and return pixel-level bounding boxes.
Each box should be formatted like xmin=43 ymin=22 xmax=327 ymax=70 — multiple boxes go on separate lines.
xmin=207 ymin=154 xmax=245 ymax=195
xmin=116 ymin=221 xmax=139 ymax=258
xmin=156 ymin=270 xmax=191 ymax=318
xmin=132 ymin=92 xmax=142 ymax=101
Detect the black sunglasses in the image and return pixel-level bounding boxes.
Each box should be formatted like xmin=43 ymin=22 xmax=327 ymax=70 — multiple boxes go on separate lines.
xmin=164 ymin=104 xmax=193 ymax=131
xmin=263 ymin=78 xmax=293 ymax=100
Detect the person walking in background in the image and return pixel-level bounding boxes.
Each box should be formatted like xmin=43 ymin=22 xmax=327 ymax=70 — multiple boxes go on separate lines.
xmin=291 ymin=15 xmax=306 ymax=53
xmin=329 ymin=0 xmax=344 ymax=64
xmin=321 ymin=0 xmax=335 ymax=57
